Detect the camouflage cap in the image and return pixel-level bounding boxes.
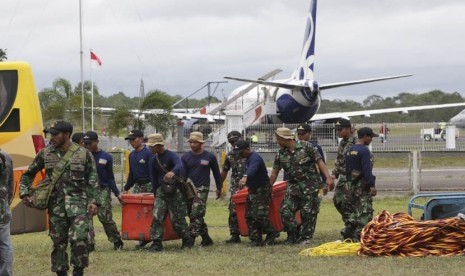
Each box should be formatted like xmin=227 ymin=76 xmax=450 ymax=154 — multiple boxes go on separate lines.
xmin=146 ymin=133 xmax=164 ymax=146
xmin=275 ymin=127 xmax=294 ymax=140
xmin=188 ymin=131 xmax=205 ymax=143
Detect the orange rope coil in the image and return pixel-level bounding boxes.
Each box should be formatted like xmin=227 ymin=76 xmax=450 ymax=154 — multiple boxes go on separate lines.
xmin=359 ymin=210 xmax=465 ymax=257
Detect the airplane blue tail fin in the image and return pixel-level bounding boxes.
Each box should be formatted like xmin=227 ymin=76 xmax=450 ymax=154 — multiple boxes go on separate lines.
xmin=292 ymin=0 xmax=317 ymax=81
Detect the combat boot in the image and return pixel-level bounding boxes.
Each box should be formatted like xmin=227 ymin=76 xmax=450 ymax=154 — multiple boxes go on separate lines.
xmin=56 ymin=271 xmax=68 ymax=276
xmin=72 ymin=267 xmax=84 ymax=276
xmin=264 ymin=231 xmax=280 ymax=246
xmin=225 ymin=234 xmax=241 ymax=244
xmin=135 ymin=240 xmax=149 ymax=249
xmin=181 ymin=236 xmax=195 ymax=249
xmin=200 ymin=233 xmax=214 ymax=247
xmin=114 ymin=239 xmax=124 ymax=251
xmin=149 ymin=241 xmax=164 ymax=252
xmin=284 ymin=232 xmax=298 ymax=245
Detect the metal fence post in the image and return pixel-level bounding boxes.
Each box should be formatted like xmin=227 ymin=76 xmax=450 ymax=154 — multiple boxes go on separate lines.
xmin=411 ymin=151 xmax=420 ymax=194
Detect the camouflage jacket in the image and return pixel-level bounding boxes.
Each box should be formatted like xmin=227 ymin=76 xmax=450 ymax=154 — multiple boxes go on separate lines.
xmin=332 ymin=136 xmax=357 ymax=178
xmin=20 ymin=143 xmax=99 ymax=216
xmin=273 ymin=140 xmax=323 ymax=185
xmin=222 ymin=150 xmax=246 ymax=189
xmin=0 ymin=150 xmax=13 ymax=223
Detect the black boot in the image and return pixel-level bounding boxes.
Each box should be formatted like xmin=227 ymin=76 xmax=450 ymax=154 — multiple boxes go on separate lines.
xmin=56 ymin=271 xmax=68 ymax=276
xmin=135 ymin=240 xmax=149 ymax=249
xmin=264 ymin=231 xmax=280 ymax=246
xmin=284 ymin=232 xmax=297 ymax=245
xmin=225 ymin=235 xmax=241 ymax=244
xmin=149 ymin=241 xmax=164 ymax=252
xmin=72 ymin=267 xmax=84 ymax=276
xmin=182 ymin=236 xmax=195 ymax=249
xmin=200 ymin=233 xmax=214 ymax=247
xmin=114 ymin=239 xmax=124 ymax=250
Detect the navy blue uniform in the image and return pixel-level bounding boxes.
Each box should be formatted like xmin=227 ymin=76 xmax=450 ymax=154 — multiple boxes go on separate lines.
xmin=244 ymin=151 xmax=269 ymax=190
xmin=181 ymin=150 xmax=221 ymax=238
xmin=344 ymin=143 xmax=375 ymax=241
xmin=150 ymin=150 xmax=182 ymax=193
xmin=92 ymin=150 xmax=120 ymax=196
xmin=124 ymin=146 xmax=152 ymax=193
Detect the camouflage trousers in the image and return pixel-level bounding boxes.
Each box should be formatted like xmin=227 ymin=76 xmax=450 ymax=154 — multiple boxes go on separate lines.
xmin=150 ymin=187 xmax=189 ymax=241
xmin=187 ymin=186 xmax=209 ymax=238
xmin=48 ymin=197 xmax=90 ymax=272
xmin=333 ymin=175 xmax=351 ymax=225
xmin=281 ymin=181 xmax=321 ymax=240
xmin=88 ymin=187 xmax=122 ymax=247
xmin=133 ymin=181 xmax=153 ymax=194
xmin=228 ymin=185 xmax=240 ymax=236
xmin=346 ymin=179 xmax=373 ymax=241
xmin=246 ymin=186 xmax=275 ymax=242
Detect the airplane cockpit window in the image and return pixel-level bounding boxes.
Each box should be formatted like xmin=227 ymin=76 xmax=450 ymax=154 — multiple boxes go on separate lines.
xmin=0 ymin=70 xmax=18 ymax=128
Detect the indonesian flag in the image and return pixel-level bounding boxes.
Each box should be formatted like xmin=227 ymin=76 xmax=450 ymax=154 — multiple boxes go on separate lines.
xmin=90 ymin=51 xmax=102 ymax=66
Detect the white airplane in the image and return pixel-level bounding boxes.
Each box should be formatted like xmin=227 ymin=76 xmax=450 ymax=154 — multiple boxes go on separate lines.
xmin=223 ymin=0 xmax=465 ymax=125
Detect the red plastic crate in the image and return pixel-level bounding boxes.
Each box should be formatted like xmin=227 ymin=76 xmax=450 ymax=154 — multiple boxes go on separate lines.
xmin=121 ymin=193 xmax=179 ymax=241
xmin=232 ymin=181 xmax=301 ymax=236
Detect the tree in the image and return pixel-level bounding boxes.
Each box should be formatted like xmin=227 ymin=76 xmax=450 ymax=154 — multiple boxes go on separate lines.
xmin=140 ymin=90 xmax=177 ymax=136
xmin=0 ymin=49 xmax=7 ymax=61
xmin=107 ymin=108 xmax=133 ymax=137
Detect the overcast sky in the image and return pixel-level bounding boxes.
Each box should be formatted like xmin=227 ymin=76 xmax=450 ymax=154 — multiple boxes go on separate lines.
xmin=2 ymin=0 xmax=465 ymax=103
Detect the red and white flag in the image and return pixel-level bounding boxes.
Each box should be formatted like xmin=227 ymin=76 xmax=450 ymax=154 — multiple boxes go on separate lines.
xmin=90 ymin=51 xmax=102 ymax=66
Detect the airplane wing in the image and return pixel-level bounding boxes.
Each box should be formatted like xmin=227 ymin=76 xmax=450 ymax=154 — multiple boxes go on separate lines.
xmin=208 ymin=69 xmax=282 ymax=115
xmin=224 ymin=74 xmax=412 ymax=91
xmin=311 ymin=102 xmax=465 ymax=121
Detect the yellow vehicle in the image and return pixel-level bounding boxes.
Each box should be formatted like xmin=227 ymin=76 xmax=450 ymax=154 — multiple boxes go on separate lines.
xmin=0 ymin=61 xmax=46 ymax=167
xmin=0 ymin=61 xmax=47 ymax=234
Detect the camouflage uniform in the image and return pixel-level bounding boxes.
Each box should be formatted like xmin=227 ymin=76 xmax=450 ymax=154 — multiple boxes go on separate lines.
xmin=246 ymin=185 xmax=274 ymax=243
xmin=345 ymin=145 xmax=375 ymax=241
xmin=222 ymin=150 xmax=246 ymax=236
xmin=273 ymin=140 xmax=323 ymax=241
xmin=150 ymin=185 xmax=190 ymax=242
xmin=20 ymin=143 xmax=98 ymax=273
xmin=332 ymin=136 xmax=357 ymax=225
xmin=91 ymin=186 xmax=121 ymax=243
xmin=0 ymin=150 xmax=13 ymax=276
xmin=187 ymin=187 xmax=209 ymax=237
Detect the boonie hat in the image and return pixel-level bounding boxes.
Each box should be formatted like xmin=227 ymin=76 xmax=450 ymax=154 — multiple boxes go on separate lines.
xmin=125 ymin=129 xmax=144 ymax=140
xmin=44 ymin=120 xmax=73 ymax=135
xmin=335 ymin=118 xmax=351 ymax=130
xmin=188 ymin=132 xmax=205 ymax=143
xmin=357 ymin=127 xmax=379 ymax=138
xmin=296 ymin=123 xmax=312 ymax=134
xmin=234 ymin=140 xmax=250 ymax=152
xmin=227 ymin=131 xmax=242 ymax=141
xmin=83 ymin=131 xmax=98 ymax=143
xmin=275 ymin=127 xmax=294 ymax=140
xmin=146 ymin=133 xmax=164 ymax=146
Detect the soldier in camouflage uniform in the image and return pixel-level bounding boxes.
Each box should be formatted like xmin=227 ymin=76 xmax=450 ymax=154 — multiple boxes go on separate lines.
xmin=269 ymin=128 xmax=334 ymax=245
xmin=20 ymin=121 xmax=99 ymax=276
xmin=331 ymin=118 xmax=357 ymax=239
xmin=220 ymin=131 xmax=246 ymax=244
xmin=0 ymin=149 xmax=13 ymax=276
xmin=123 ymin=129 xmax=152 ymax=194
xmin=236 ymin=141 xmax=278 ymax=246
xmin=83 ymin=131 xmax=124 ymax=251
xmin=146 ymin=134 xmax=194 ymax=252
xmin=345 ymin=127 xmax=378 ymax=241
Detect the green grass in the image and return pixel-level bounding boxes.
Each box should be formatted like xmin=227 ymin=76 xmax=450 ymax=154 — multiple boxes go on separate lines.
xmin=12 ymin=197 xmax=464 ymax=276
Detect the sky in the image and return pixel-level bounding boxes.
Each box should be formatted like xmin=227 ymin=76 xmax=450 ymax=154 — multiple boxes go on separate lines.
xmin=2 ymin=0 xmax=465 ymax=103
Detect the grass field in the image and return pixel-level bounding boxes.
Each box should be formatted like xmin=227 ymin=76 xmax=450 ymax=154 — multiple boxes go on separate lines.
xmin=12 ymin=196 xmax=465 ymax=275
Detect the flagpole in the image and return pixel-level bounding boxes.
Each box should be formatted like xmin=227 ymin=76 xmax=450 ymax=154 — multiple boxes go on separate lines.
xmin=90 ymin=49 xmax=94 ymax=131
xmin=79 ymin=0 xmax=85 ymax=131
